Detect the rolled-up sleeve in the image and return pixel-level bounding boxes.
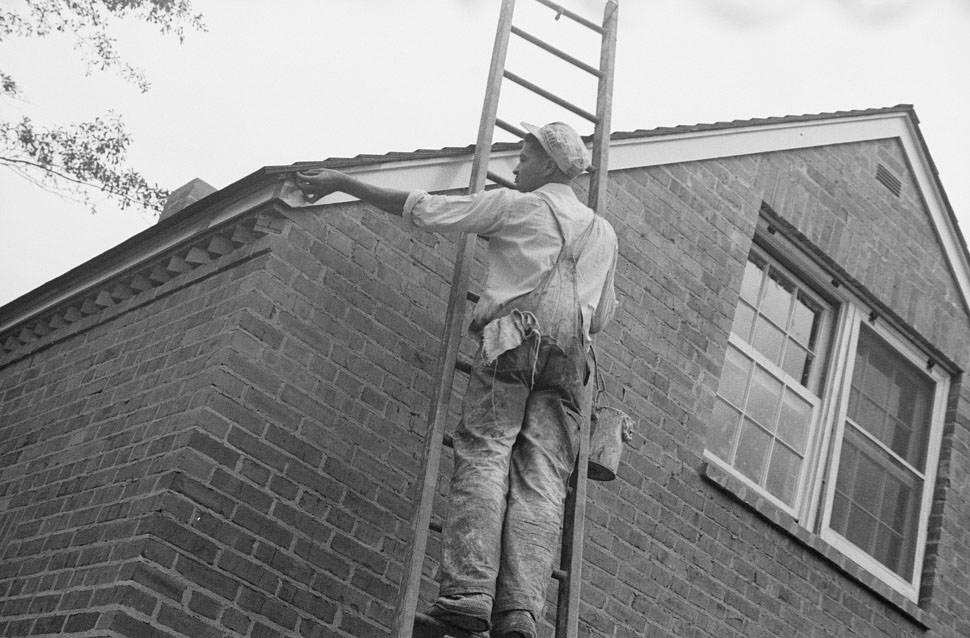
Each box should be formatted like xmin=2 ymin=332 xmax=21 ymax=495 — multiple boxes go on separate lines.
xmin=403 ymin=189 xmax=520 ymax=235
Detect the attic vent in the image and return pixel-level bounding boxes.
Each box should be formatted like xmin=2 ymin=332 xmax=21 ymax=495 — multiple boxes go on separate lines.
xmin=876 ymin=163 xmax=902 ymax=197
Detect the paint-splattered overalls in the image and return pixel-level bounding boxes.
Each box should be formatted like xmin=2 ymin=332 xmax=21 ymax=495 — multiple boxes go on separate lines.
xmin=439 ymin=198 xmax=599 ymax=622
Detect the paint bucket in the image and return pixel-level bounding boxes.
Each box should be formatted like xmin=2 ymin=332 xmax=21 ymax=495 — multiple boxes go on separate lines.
xmin=587 ymin=406 xmax=634 ymax=481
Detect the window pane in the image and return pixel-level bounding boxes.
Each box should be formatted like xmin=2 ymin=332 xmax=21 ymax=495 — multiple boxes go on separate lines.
xmin=833 ymin=427 xmax=921 ymax=578
xmin=739 ymin=257 xmax=764 ymax=305
xmin=765 ymin=443 xmax=801 ymax=507
xmin=855 ymin=394 xmax=888 ymax=442
xmin=718 ymin=345 xmax=751 ymax=408
xmin=736 ymin=419 xmax=771 ymax=483
xmin=853 ymin=446 xmax=884 ymax=510
xmin=862 ymin=344 xmax=894 ymax=403
xmin=752 ymin=317 xmax=785 ymax=365
xmin=880 ymin=472 xmax=911 ymax=533
xmin=732 ymin=302 xmax=756 ymax=343
xmin=762 ymin=270 xmax=794 ymax=328
xmin=790 ymin=292 xmax=820 ymax=347
xmin=850 ymin=326 xmax=933 ymax=470
xmin=708 ymin=398 xmax=742 ymax=461
xmin=874 ymin=526 xmax=904 ymax=574
xmin=777 ymin=389 xmax=811 ymax=453
xmin=890 ymin=368 xmax=931 ymax=469
xmin=888 ymin=417 xmax=913 ymax=462
xmin=846 ymin=502 xmax=878 ymax=552
xmin=747 ymin=366 xmax=782 ymax=429
xmin=830 ymin=491 xmax=850 ymax=533
xmin=782 ymin=342 xmax=811 ymax=385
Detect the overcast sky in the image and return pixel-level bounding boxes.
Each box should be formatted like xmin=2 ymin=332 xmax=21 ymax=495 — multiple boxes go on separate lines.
xmin=1 ymin=0 xmax=968 ymax=307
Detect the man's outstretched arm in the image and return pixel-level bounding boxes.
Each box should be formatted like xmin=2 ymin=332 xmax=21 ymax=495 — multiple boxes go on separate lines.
xmin=295 ymin=168 xmax=410 ymax=216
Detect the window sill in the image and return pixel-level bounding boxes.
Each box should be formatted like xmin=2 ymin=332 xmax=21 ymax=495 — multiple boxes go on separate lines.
xmin=700 ymin=460 xmax=931 ymax=630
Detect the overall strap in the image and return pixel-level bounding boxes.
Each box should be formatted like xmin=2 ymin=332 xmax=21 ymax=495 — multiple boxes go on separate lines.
xmin=533 ymin=192 xmax=597 ymax=270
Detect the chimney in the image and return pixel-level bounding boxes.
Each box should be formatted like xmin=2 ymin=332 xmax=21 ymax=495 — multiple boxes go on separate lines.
xmin=159 ymin=178 xmax=217 ymax=222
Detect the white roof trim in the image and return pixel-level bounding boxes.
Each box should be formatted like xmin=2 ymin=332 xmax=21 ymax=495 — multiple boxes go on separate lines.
xmin=0 ymin=185 xmax=278 ymax=335
xmin=283 ymin=110 xmax=970 ymax=314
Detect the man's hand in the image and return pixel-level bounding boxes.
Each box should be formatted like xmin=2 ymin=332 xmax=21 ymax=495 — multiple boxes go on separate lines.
xmin=292 ymin=168 xmax=409 ymax=216
xmin=295 ymin=168 xmax=346 ymax=204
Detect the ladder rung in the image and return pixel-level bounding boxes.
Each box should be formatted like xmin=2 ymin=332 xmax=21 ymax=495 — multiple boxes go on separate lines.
xmin=511 ymin=25 xmax=601 ymax=77
xmin=535 ymin=0 xmax=604 ymax=34
xmin=496 ymin=118 xmax=526 ymax=138
xmin=455 ymin=356 xmax=472 ymax=375
xmin=486 ymin=171 xmax=516 ymax=190
xmin=552 ymin=568 xmax=567 ymax=581
xmin=503 ymin=70 xmax=598 ymax=123
xmin=443 ymin=432 xmax=454 ymax=449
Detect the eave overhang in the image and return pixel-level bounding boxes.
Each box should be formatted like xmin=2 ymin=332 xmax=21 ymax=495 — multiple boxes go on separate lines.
xmin=2 ymin=105 xmax=967 ymax=358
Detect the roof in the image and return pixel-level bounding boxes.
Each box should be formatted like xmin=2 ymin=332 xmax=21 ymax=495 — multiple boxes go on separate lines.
xmin=2 ymin=105 xmax=968 ymax=358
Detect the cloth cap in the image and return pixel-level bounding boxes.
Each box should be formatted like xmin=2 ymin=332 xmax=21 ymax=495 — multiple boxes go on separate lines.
xmin=521 ymin=121 xmax=590 ymax=178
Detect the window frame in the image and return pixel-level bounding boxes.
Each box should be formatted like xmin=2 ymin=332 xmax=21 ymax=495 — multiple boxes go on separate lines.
xmin=707 ymin=222 xmax=951 ymax=602
xmin=814 ymin=306 xmax=949 ymax=600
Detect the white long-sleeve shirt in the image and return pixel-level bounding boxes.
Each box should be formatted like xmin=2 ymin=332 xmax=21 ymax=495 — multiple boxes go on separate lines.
xmin=403 ymin=182 xmax=617 ymax=342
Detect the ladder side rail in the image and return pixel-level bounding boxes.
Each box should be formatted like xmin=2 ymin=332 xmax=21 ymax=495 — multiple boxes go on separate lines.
xmin=392 ymin=2 xmax=517 ymax=636
xmin=587 ymin=0 xmax=618 ymax=214
xmin=559 ymin=4 xmax=619 ymax=637
xmin=556 ymin=389 xmax=594 ymax=638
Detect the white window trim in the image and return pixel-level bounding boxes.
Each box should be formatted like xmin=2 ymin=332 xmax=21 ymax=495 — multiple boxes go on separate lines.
xmin=707 ymin=332 xmax=825 ymax=519
xmin=815 ymin=306 xmax=949 ymax=601
xmin=709 ymin=231 xmax=951 ymax=603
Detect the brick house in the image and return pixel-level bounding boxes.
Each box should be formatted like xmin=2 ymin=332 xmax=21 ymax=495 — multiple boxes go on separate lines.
xmin=1 ymin=104 xmax=969 ymax=637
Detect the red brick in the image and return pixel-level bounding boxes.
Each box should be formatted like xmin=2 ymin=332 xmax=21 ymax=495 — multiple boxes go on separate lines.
xmin=186 ymin=430 xmax=239 ymax=469
xmin=237 ymin=586 xmax=298 ymax=630
xmin=217 ymin=550 xmax=279 ymax=593
xmin=157 ymin=603 xmax=221 ymax=638
xmin=232 ymin=505 xmax=293 ymax=549
xmin=152 ymin=516 xmax=219 ymax=564
xmin=106 ymin=610 xmax=177 ymax=638
xmin=64 ymin=611 xmax=99 ymax=632
xmin=187 ymin=591 xmax=221 ymax=620
xmin=131 ymin=562 xmax=185 ymax=603
xmin=174 ymin=555 xmax=239 ymax=601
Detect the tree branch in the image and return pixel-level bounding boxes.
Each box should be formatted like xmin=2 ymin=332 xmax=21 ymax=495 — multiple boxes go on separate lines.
xmin=0 ymin=153 xmax=159 ymax=208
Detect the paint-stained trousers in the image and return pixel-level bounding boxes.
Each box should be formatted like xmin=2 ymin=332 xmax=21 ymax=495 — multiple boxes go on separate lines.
xmin=438 ymin=333 xmax=590 ymax=620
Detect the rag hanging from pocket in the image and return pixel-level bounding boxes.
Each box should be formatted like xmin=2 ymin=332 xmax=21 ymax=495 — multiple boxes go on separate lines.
xmin=481 ymin=309 xmax=540 ymax=365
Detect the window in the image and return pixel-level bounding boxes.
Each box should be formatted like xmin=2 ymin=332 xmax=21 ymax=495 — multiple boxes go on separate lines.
xmin=708 ymin=253 xmax=832 ymax=515
xmin=706 ymin=241 xmax=949 ymax=602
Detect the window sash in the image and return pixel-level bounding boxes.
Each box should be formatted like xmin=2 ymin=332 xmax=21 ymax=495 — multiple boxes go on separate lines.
xmin=709 ymin=248 xmax=833 ymax=516
xmin=816 ymin=312 xmax=948 ymax=600
xmin=708 ymin=336 xmax=822 ymax=515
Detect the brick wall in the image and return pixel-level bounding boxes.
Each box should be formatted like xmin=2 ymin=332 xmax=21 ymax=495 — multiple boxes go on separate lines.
xmin=2 ymin=137 xmax=970 ymax=637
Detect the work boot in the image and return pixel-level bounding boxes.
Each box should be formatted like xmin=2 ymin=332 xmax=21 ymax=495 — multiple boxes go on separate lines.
xmin=425 ymin=593 xmax=492 ymax=633
xmin=491 ymin=610 xmax=536 ymax=638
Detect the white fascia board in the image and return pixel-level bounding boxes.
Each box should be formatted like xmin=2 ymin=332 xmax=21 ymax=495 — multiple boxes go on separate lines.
xmin=0 ymin=183 xmax=280 ymax=334
xmin=287 ymin=111 xmax=970 ymax=314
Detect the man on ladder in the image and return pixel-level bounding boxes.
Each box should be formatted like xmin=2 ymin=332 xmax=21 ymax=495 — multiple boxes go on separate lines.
xmin=296 ymin=120 xmax=618 ymax=638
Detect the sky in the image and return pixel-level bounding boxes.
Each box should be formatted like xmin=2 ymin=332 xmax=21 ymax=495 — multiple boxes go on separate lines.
xmin=1 ymin=0 xmax=969 ymax=307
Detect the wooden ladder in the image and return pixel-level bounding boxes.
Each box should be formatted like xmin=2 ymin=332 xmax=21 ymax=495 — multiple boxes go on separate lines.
xmin=393 ymin=2 xmax=619 ymax=637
